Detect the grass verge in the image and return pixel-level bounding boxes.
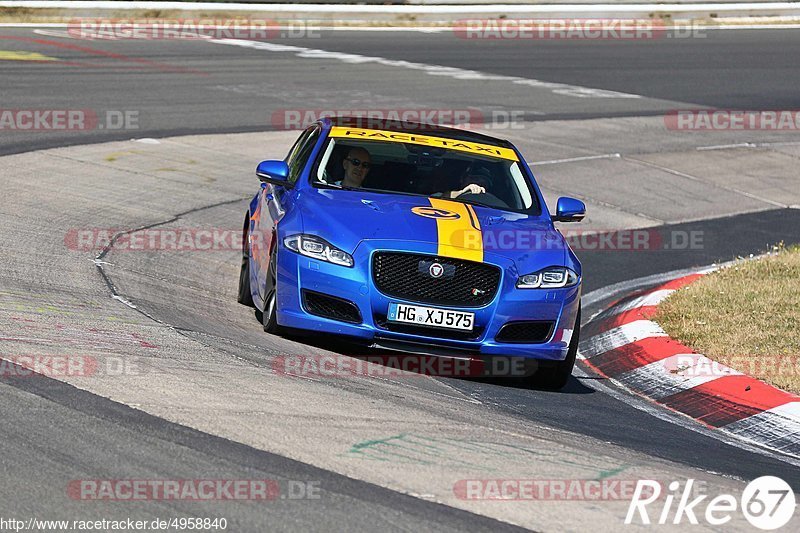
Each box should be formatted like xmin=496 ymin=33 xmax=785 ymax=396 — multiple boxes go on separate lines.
xmin=655 ymin=245 xmax=800 ymax=394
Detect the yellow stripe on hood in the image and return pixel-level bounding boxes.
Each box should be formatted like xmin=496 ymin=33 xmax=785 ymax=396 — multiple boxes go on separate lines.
xmin=428 ymin=198 xmax=483 ymax=262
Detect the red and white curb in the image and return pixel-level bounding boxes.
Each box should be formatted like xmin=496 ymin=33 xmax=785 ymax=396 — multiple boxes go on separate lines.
xmin=579 ymin=271 xmax=800 ymax=458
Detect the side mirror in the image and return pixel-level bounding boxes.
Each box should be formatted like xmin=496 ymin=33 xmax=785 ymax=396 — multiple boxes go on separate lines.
xmin=256 ymin=160 xmax=291 ymax=186
xmin=553 ymin=196 xmax=586 ymax=222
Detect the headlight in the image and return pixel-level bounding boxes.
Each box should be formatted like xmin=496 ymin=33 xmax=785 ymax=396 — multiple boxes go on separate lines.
xmin=283 ymin=234 xmax=354 ymax=267
xmin=517 ymin=267 xmax=579 ymax=289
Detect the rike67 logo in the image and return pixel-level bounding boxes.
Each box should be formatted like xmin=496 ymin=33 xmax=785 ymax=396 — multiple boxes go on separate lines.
xmin=626 ymin=477 xmax=796 ymax=529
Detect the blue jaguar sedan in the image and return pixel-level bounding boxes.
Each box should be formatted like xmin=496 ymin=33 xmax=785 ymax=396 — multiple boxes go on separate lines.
xmin=238 ymin=117 xmax=585 ymax=388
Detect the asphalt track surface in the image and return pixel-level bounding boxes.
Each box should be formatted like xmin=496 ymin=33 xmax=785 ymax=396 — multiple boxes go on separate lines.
xmin=2 ymin=28 xmax=800 ymax=155
xmin=2 ymin=26 xmax=800 ymax=531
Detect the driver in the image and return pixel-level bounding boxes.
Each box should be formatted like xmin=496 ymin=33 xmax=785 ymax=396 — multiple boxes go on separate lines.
xmin=336 ymin=147 xmax=372 ymax=188
xmin=444 ymin=166 xmax=494 ymax=198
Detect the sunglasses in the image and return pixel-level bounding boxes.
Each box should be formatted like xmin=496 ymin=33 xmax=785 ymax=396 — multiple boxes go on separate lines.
xmin=345 ymin=157 xmax=371 ymax=169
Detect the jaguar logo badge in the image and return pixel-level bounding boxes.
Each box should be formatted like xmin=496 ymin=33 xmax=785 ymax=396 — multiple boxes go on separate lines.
xmin=411 ymin=206 xmax=460 ymax=220
xmin=471 ymin=288 xmax=486 ymax=296
xmin=429 ymin=263 xmax=445 ymax=278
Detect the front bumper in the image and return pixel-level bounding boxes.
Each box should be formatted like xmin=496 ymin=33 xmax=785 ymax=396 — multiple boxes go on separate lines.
xmin=275 ymin=240 xmax=580 ymax=360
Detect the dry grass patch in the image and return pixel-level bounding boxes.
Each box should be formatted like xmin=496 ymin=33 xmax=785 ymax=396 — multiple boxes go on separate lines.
xmin=0 ymin=7 xmax=64 ymax=23
xmin=655 ymin=246 xmax=800 ymax=394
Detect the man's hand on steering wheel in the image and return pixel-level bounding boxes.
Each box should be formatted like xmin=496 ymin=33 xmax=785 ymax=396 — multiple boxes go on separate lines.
xmin=454 ymin=183 xmax=486 ymax=197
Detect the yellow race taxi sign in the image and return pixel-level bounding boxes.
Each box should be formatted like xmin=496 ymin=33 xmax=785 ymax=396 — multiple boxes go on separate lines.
xmin=329 ymin=126 xmax=519 ymax=162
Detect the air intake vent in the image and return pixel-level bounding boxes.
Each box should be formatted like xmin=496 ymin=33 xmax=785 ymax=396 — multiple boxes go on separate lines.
xmin=495 ymin=321 xmax=554 ymax=344
xmin=302 ymin=290 xmax=362 ymax=324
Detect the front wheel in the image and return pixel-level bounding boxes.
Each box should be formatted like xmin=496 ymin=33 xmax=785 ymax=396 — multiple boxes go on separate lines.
xmin=531 ymin=308 xmax=580 ymax=390
xmin=237 ymin=229 xmax=254 ymax=307
xmin=262 ymin=245 xmax=282 ymax=335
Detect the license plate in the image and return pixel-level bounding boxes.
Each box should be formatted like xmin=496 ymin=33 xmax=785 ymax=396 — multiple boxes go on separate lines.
xmin=387 ymin=303 xmax=474 ymax=331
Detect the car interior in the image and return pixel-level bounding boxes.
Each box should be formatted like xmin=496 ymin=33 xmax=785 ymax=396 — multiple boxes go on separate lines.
xmin=318 ymin=140 xmax=533 ymax=211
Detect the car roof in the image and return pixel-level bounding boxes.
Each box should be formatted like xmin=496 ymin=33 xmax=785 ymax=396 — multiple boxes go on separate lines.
xmin=318 ymin=116 xmax=515 ymax=149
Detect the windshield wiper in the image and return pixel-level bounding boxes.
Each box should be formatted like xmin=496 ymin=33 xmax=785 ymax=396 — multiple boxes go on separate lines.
xmin=452 ymin=197 xmax=492 ymax=209
xmin=450 ymin=196 xmax=515 ymax=214
xmin=314 ymin=182 xmax=358 ymax=191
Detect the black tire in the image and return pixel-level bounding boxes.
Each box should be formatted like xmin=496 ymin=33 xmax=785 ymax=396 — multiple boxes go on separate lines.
xmin=237 ymin=224 xmax=254 ymax=307
xmin=262 ymin=244 xmax=282 ymax=335
xmin=531 ymin=308 xmax=580 ymax=390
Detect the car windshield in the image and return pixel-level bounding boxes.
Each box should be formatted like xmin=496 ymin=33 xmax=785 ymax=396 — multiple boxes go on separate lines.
xmin=312 ymin=127 xmax=538 ymax=213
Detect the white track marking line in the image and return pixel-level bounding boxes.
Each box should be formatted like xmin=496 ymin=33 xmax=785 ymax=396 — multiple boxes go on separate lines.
xmin=582 ymin=264 xmax=726 ymax=309
xmin=696 ymin=143 xmax=757 ymax=151
xmin=209 ymin=38 xmax=642 ymax=99
xmin=758 ymin=140 xmax=800 ymax=147
xmin=624 ymin=156 xmax=789 ymax=208
xmin=707 ymin=24 xmax=800 ymax=29
xmin=532 ymin=153 xmax=621 ymax=166
xmin=33 ymin=28 xmax=120 ymax=40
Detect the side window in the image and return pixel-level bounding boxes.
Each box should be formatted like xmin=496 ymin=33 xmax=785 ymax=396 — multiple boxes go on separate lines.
xmin=285 ymin=128 xmax=312 ymax=164
xmin=287 ymin=127 xmax=320 ymax=184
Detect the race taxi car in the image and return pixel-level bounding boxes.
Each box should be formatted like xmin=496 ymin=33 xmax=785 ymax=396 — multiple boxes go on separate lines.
xmin=238 ymin=117 xmax=586 ymax=389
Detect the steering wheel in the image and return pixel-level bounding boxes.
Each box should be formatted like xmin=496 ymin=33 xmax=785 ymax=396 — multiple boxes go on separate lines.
xmin=456 ymin=191 xmax=509 ymax=209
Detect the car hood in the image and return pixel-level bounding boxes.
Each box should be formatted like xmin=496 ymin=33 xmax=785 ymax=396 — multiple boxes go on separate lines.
xmin=297 ymin=188 xmax=567 ymax=268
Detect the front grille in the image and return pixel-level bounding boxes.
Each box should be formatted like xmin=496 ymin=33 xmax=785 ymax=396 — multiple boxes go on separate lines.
xmin=495 ymin=321 xmax=554 ymax=344
xmin=372 ymin=252 xmax=501 ymax=307
xmin=374 ymin=313 xmax=485 ymax=341
xmin=302 ymin=290 xmax=362 ymax=324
